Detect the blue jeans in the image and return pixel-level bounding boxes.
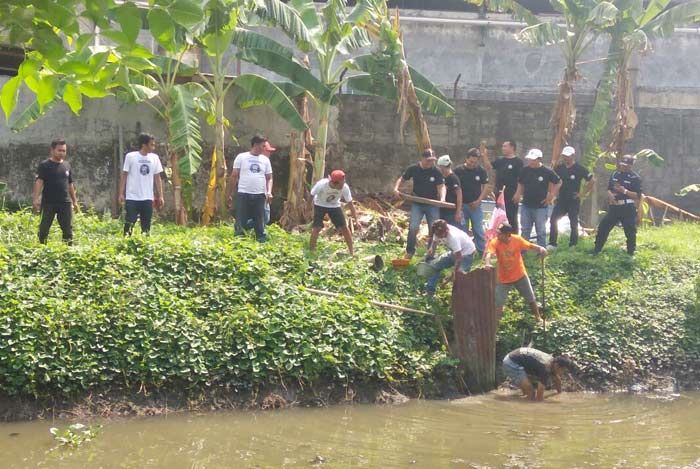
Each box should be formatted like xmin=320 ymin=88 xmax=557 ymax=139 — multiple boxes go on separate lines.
xmin=425 ymin=252 xmax=474 ymax=293
xmin=407 ymin=203 xmax=439 ymax=256
xmin=461 ymin=202 xmax=485 ymax=253
xmin=520 ymin=205 xmax=548 ymax=247
xmin=246 ymin=203 xmax=270 ymax=229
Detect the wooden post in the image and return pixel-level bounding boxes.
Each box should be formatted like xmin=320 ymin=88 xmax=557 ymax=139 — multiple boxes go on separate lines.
xmin=451 ymin=267 xmax=497 ymax=393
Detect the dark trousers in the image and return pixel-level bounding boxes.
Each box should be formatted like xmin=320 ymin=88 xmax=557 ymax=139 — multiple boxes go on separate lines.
xmin=549 ymin=199 xmax=581 ymax=246
xmin=498 ymin=188 xmax=519 ymax=231
xmin=594 ymin=204 xmax=637 ymax=254
xmin=124 ymin=200 xmax=153 ymax=236
xmin=38 ymin=202 xmax=73 ymax=244
xmin=235 ymin=192 xmax=267 ymax=241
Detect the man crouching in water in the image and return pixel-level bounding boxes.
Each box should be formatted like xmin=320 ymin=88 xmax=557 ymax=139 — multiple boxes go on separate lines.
xmin=502 ymin=347 xmax=577 ymax=401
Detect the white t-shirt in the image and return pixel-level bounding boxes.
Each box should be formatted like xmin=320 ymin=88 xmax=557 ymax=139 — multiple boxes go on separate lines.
xmin=123 ymin=151 xmax=163 ymax=201
xmin=438 ymin=225 xmax=477 ymax=256
xmin=233 ymin=152 xmax=272 ymax=194
xmin=310 ymin=178 xmax=352 ymax=208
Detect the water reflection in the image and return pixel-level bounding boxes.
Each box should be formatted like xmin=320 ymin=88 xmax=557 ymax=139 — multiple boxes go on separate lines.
xmin=1 ymin=392 xmax=699 ymax=468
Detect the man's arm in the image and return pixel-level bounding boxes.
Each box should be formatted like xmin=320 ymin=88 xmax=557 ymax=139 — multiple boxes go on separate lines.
xmin=68 ymin=183 xmax=79 ymax=211
xmin=226 ymin=169 xmax=240 ymax=203
xmin=471 ymin=182 xmax=489 ymax=209
xmin=393 ymin=176 xmax=404 ymax=196
xmin=453 ymin=250 xmax=463 ymax=270
xmin=535 ymin=382 xmax=545 ymax=401
xmin=265 ymin=173 xmax=273 ymax=202
xmin=32 ymin=179 xmax=43 ymax=212
xmin=512 ymin=182 xmax=524 ymax=203
xmin=348 ymin=200 xmax=358 ymax=224
xmin=545 ymin=180 xmax=562 ymax=205
xmin=455 ymin=189 xmax=463 ymax=222
xmin=438 ymin=184 xmax=446 ymax=202
xmin=119 ymin=171 xmax=128 ymax=205
xmin=154 ymin=174 xmax=164 ymax=208
xmin=578 ymin=175 xmax=595 ymax=199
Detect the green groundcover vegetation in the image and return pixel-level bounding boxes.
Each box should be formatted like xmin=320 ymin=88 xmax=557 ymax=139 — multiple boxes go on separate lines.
xmin=0 ymin=211 xmax=698 ymax=399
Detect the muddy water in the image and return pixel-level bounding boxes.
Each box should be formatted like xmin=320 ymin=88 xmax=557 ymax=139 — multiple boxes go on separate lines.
xmin=2 ymin=392 xmax=699 ymax=468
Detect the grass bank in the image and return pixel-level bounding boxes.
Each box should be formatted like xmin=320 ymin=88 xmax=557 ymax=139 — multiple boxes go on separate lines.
xmin=0 ymin=211 xmax=698 ymax=419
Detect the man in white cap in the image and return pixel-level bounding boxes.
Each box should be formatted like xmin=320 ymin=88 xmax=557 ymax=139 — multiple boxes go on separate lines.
xmin=513 ymin=148 xmax=561 ymax=247
xmin=393 ymin=149 xmax=446 ymax=258
xmin=436 ymin=154 xmax=462 ymax=228
xmin=548 ymin=146 xmax=594 ymax=248
xmin=593 ymin=154 xmax=642 ymax=255
xmin=454 ymin=147 xmax=490 ymax=254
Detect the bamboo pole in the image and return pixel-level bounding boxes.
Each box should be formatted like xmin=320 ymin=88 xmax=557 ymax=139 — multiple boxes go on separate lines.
xmin=643 ymin=195 xmax=700 ymax=221
xmin=303 ymin=287 xmax=434 ymax=316
xmin=398 ymin=192 xmax=456 ymax=209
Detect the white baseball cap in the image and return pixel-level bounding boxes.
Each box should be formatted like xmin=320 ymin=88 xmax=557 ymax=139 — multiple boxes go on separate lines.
xmin=525 ymin=148 xmax=543 ymax=160
xmin=561 ymin=146 xmax=576 ymax=157
xmin=437 ymin=155 xmax=452 ymax=167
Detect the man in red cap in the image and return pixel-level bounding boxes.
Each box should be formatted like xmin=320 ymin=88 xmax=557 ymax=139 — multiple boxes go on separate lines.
xmin=310 ymin=170 xmax=358 ymax=255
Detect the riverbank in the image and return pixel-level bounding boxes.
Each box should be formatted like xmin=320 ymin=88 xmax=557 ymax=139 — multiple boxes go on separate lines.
xmin=0 ymin=211 xmax=698 ymax=420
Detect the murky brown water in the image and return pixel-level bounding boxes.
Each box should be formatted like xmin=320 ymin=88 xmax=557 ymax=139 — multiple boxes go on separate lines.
xmin=2 ymin=392 xmax=699 ymax=468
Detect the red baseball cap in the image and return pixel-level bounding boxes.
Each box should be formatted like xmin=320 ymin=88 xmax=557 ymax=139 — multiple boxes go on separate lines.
xmin=329 ymin=170 xmax=345 ymax=183
xmin=262 ymin=141 xmax=276 ymax=152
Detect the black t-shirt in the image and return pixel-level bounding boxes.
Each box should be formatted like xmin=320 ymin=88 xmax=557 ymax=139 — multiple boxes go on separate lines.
xmin=443 ymin=173 xmax=461 ymax=205
xmin=507 ymin=347 xmax=552 ymax=386
xmin=518 ymin=165 xmax=561 ymax=208
xmin=402 ymin=164 xmax=444 ymax=200
xmin=493 ymin=156 xmax=523 ymax=194
xmin=608 ymin=170 xmax=642 ymax=201
xmin=454 ymin=165 xmax=489 ymax=204
xmin=555 ymin=162 xmax=593 ymax=201
xmin=36 ymin=159 xmax=73 ymax=204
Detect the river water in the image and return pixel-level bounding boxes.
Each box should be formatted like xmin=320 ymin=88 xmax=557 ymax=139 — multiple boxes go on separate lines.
xmin=2 ymin=392 xmax=699 ymax=468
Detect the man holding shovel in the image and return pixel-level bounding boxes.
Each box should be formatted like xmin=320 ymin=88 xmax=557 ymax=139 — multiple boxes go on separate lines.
xmin=484 ymin=223 xmax=547 ymax=321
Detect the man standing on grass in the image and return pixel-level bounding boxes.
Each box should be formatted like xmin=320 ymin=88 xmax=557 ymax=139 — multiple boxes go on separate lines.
xmin=119 ymin=133 xmax=165 ymax=236
xmin=502 ymin=347 xmax=577 ymax=401
xmin=33 ymin=138 xmax=79 ymax=244
xmin=513 ymin=148 xmax=561 ymax=247
xmin=245 ymin=140 xmax=276 ymax=229
xmin=309 ymin=170 xmax=358 ymax=256
xmin=484 ymin=223 xmax=547 ymax=321
xmin=485 ymin=140 xmax=523 ymax=231
xmin=593 ymin=154 xmax=642 ymax=255
xmin=454 ymin=147 xmax=489 ymax=254
xmin=393 ymin=148 xmax=445 ymax=259
xmin=424 ymin=219 xmax=476 ymax=296
xmin=548 ymin=146 xmax=594 ymax=249
xmin=436 ymin=155 xmax=462 ymax=228
xmin=227 ymin=135 xmax=273 ymax=242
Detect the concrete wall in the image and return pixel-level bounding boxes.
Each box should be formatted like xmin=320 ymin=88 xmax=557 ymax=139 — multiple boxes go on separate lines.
xmin=1 ymin=9 xmax=699 ymax=218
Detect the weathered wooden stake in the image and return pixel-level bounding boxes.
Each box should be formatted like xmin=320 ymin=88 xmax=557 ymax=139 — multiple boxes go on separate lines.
xmin=450 ymin=267 xmax=497 ymax=394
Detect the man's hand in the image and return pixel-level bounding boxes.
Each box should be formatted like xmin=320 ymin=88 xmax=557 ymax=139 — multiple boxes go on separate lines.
xmin=455 ymin=210 xmax=463 ymax=224
xmin=607 ymin=192 xmax=616 ymax=205
xmin=543 ymin=194 xmax=555 ymax=206
xmin=266 ymin=192 xmax=273 ymax=203
xmin=72 ymin=201 xmax=80 ymax=212
xmin=119 ymin=194 xmax=125 ymax=206
xmin=155 ymin=196 xmax=165 ymax=210
xmin=393 ymin=188 xmax=400 ymax=197
xmin=574 ymin=192 xmax=581 ymax=199
xmin=32 ymin=199 xmax=41 ymax=213
xmin=538 ymin=246 xmax=548 ymax=257
xmin=483 ymin=263 xmax=493 ymax=270
xmin=469 ymin=200 xmax=481 ymax=210
xmin=613 ymin=183 xmax=625 ymax=194
xmin=512 ymin=194 xmax=522 ymax=204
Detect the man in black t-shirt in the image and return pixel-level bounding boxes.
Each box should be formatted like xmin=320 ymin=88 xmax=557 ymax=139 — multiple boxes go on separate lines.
xmin=393 ymin=149 xmax=445 ymax=258
xmin=502 ymin=347 xmax=577 ymax=401
xmin=549 ymin=146 xmax=594 ymax=248
xmin=484 ymin=141 xmax=524 ymax=230
xmin=454 ymin=147 xmax=489 ymax=253
xmin=32 ymin=138 xmax=79 ymax=244
xmin=513 ymin=148 xmax=562 ymax=247
xmin=594 ymin=154 xmax=643 ymax=255
xmin=436 ymin=155 xmax=462 ymax=227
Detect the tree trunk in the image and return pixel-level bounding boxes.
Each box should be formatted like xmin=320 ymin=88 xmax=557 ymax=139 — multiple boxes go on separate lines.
xmin=170 ymin=149 xmax=188 ymax=225
xmin=201 ymin=99 xmax=226 ymax=225
xmin=312 ymin=100 xmax=331 ymax=182
xmin=280 ymin=93 xmax=313 ymax=230
xmin=611 ymin=52 xmax=638 ymax=159
xmin=550 ymin=68 xmax=577 ymax=168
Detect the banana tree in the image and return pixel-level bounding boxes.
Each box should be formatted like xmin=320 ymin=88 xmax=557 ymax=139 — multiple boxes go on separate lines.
xmin=196 ymin=0 xmax=308 ymax=225
xmin=582 ymin=0 xmax=700 ymax=167
xmin=248 ymin=0 xmax=452 ymax=182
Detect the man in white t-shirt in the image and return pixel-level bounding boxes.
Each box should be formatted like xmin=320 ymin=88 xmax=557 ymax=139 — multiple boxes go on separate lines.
xmin=424 ymin=219 xmax=476 ymax=295
xmin=309 ymin=170 xmax=358 ymax=255
xmin=226 ymin=135 xmax=273 ymax=242
xmin=119 ymin=133 xmax=164 ymax=236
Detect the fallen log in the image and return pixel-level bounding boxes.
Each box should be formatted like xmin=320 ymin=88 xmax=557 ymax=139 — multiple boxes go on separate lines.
xmin=398 ymin=192 xmax=456 ymax=209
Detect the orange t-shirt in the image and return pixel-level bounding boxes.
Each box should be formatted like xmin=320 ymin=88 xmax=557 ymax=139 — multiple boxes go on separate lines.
xmin=486 ymin=235 xmax=536 ymax=284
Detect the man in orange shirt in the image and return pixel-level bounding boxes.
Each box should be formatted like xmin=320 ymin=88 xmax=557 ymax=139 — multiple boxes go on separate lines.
xmin=484 ymin=223 xmax=547 ymax=321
